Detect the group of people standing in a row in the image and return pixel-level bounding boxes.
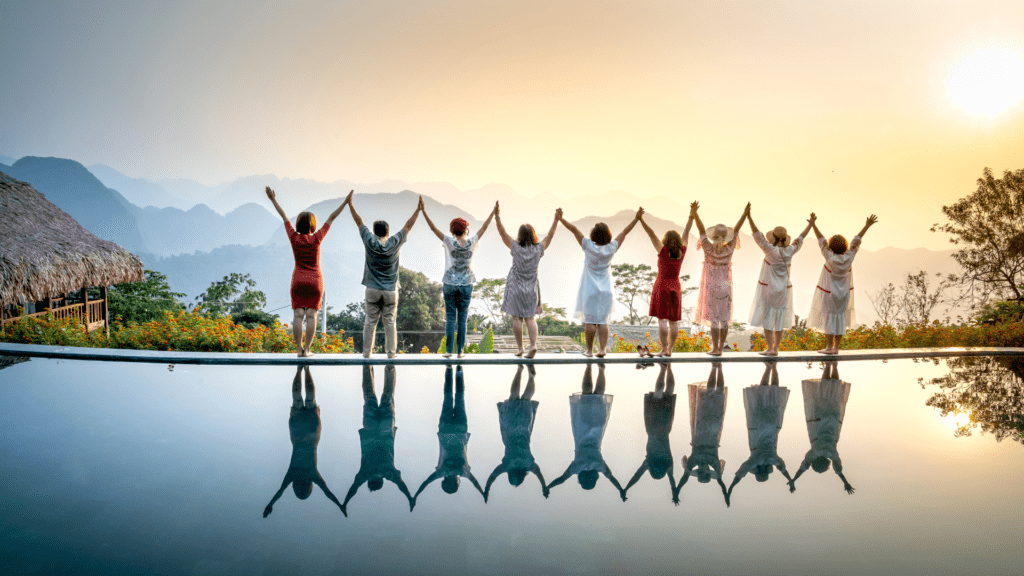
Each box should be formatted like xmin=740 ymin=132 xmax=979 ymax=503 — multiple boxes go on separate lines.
xmin=263 ymin=361 xmax=853 ymax=517
xmin=265 ymin=187 xmax=878 ymax=358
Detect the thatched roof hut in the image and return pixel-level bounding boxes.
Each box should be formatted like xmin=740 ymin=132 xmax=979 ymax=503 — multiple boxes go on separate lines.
xmin=1 ymin=170 xmax=143 ymax=309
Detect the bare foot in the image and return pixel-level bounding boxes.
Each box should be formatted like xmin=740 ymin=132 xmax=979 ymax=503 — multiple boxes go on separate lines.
xmin=708 ymin=349 xmax=722 ymax=357
xmin=816 ymin=349 xmax=832 ymax=354
xmin=525 ymin=348 xmax=538 ymax=359
xmin=305 ymin=350 xmax=315 ymax=358
xmin=583 ymin=351 xmax=594 ymax=358
xmin=764 ymin=351 xmax=778 ymax=357
xmin=297 ymin=349 xmax=306 ymax=358
xmin=515 ymin=349 xmax=525 ymax=357
xmin=758 ymin=350 xmax=769 ymax=356
xmin=596 ymin=349 xmax=606 ymax=358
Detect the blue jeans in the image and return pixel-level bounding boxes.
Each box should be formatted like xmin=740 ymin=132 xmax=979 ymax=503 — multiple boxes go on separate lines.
xmin=443 ymin=284 xmax=473 ymax=354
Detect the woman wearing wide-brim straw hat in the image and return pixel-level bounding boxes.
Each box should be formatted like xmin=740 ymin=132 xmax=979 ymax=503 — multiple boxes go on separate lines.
xmin=692 ymin=202 xmax=749 ymax=356
xmin=745 ymin=204 xmax=814 ymax=356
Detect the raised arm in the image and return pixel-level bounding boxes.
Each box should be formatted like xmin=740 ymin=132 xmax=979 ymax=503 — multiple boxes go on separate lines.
xmin=558 ymin=210 xmax=584 ymax=246
xmin=494 ymin=202 xmax=514 ymax=249
xmin=420 ymin=202 xmax=445 ymax=241
xmin=797 ymin=219 xmax=814 ymax=241
xmin=836 ymin=469 xmax=855 ymax=495
xmin=809 ymin=214 xmax=824 ymax=240
xmin=263 ymin=473 xmax=292 ymax=517
xmin=639 ymin=214 xmax=662 ymax=252
xmin=541 ymin=208 xmax=562 ymax=249
xmin=467 ymin=471 xmax=486 ymax=499
xmin=546 ymin=465 xmax=574 ymax=490
xmin=340 ymin=474 xmax=366 ymax=516
xmin=348 ymin=195 xmax=365 ymax=229
xmin=476 ymin=206 xmax=496 ymax=239
xmin=414 ymin=470 xmax=443 ymax=499
xmin=692 ymin=203 xmax=707 ymax=238
xmin=745 ymin=204 xmax=758 ymax=234
xmin=532 ymin=464 xmax=549 ymax=498
xmin=314 ymin=475 xmax=345 ymax=513
xmin=857 ymin=214 xmax=878 ymax=239
xmin=734 ymin=202 xmax=750 ymax=234
xmin=323 ymin=190 xmax=352 ymax=228
xmin=484 ymin=463 xmax=507 ymax=502
xmin=718 ymin=475 xmax=731 ymax=507
xmin=612 ymin=207 xmax=643 ymax=247
xmin=682 ymin=206 xmax=695 ymax=246
xmin=624 ymin=461 xmax=650 ymax=494
xmin=603 ymin=469 xmax=627 ymax=502
xmin=265 ymin=187 xmax=289 ymax=224
xmin=401 ymin=196 xmax=424 ymax=235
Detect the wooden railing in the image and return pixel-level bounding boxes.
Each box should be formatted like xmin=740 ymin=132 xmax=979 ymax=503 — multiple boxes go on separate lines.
xmin=1 ymin=299 xmax=107 ymax=332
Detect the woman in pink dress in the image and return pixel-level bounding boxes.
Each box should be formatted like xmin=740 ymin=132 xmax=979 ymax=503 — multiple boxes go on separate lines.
xmin=692 ymin=202 xmax=749 ymax=356
xmin=266 ymin=186 xmax=349 ymax=357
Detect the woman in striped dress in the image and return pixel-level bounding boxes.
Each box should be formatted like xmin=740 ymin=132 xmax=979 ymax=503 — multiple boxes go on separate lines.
xmin=495 ymin=203 xmax=561 ymax=358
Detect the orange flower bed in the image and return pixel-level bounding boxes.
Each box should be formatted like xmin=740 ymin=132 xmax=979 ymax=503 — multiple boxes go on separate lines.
xmin=749 ymin=321 xmax=1024 ymax=352
xmin=0 ymin=311 xmax=355 ymax=354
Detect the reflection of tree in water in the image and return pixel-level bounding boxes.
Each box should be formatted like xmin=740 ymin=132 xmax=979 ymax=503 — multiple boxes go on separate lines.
xmin=924 ymin=356 xmax=1024 ymax=444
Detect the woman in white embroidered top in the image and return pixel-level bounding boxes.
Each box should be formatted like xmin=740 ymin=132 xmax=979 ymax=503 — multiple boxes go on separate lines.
xmin=807 ymin=214 xmax=878 ymax=354
xmin=559 ymin=208 xmax=643 ymax=358
xmin=745 ymin=205 xmax=814 ymax=356
xmin=421 ymin=203 xmax=496 ymax=358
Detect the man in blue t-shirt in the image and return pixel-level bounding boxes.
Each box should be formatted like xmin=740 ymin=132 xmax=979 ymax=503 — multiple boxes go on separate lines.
xmin=345 ymin=191 xmax=423 ymax=357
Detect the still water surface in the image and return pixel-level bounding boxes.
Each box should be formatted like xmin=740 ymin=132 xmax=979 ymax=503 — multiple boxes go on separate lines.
xmin=1 ymin=357 xmax=1022 ymax=575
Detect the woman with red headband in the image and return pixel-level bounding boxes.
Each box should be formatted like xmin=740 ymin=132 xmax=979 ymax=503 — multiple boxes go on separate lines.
xmin=422 ymin=202 xmax=496 ymax=357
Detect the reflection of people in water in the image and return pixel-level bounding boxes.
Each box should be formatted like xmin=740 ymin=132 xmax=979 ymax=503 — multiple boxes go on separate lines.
xmin=625 ymin=362 xmax=680 ymax=505
xmin=340 ymin=365 xmax=414 ymax=516
xmin=790 ymin=361 xmax=854 ymax=494
xmin=548 ymin=363 xmax=626 ymax=500
xmin=264 ymin=366 xmax=343 ymax=517
xmin=415 ymin=365 xmax=485 ymax=502
xmin=678 ymin=362 xmax=729 ymax=505
xmin=484 ymin=364 xmax=548 ymax=500
xmin=728 ymin=363 xmax=794 ymax=499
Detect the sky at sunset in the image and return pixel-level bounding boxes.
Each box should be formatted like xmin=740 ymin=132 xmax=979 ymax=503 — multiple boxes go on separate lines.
xmin=2 ymin=0 xmax=1024 ymax=250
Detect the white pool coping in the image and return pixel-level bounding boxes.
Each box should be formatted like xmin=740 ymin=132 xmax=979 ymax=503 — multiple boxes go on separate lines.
xmin=1 ymin=342 xmax=1023 ymax=365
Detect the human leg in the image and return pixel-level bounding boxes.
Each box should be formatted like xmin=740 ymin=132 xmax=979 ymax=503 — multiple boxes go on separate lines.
xmin=596 ymin=324 xmax=609 ymax=357
xmin=523 ymin=364 xmax=536 ymax=400
xmin=303 ymin=365 xmax=316 ymax=406
xmin=594 ymin=363 xmax=607 ymax=394
xmin=302 ymin=309 xmax=317 ymax=356
xmin=525 ymin=317 xmax=539 ymax=358
xmin=513 ymin=317 xmax=525 ymax=356
xmin=665 ymin=320 xmax=678 ymax=356
xmin=443 ymin=284 xmax=458 ymax=357
xmin=584 ymin=324 xmax=597 ymax=357
xmin=292 ymin=365 xmax=304 ymax=408
xmin=658 ymin=319 xmax=670 ymax=355
xmin=381 ymin=290 xmax=398 ymax=358
xmin=510 ymin=365 xmax=524 ymax=400
xmin=456 ymin=285 xmax=472 ymax=356
xmin=363 ymin=289 xmax=383 ymax=358
xmin=292 ymin=309 xmax=305 ymax=356
xmin=582 ymin=363 xmax=594 ymax=394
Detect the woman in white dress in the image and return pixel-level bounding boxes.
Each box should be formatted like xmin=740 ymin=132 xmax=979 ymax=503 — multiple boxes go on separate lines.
xmin=678 ymin=363 xmax=730 ymax=505
xmin=547 ymin=363 xmax=626 ymax=499
xmin=807 ymin=214 xmax=878 ymax=354
xmin=559 ymin=208 xmax=643 ymax=357
xmin=745 ymin=205 xmax=814 ymax=356
xmin=692 ymin=203 xmax=749 ymax=356
xmin=727 ymin=363 xmax=794 ymax=500
xmin=790 ymin=361 xmax=854 ymax=494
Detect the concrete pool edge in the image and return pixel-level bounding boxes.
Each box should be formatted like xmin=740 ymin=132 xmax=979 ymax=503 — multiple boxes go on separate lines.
xmin=2 ymin=342 xmax=1023 ymax=365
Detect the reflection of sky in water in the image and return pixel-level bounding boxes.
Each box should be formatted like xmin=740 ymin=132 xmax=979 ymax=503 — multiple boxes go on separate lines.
xmin=1 ymin=358 xmax=1022 ymax=575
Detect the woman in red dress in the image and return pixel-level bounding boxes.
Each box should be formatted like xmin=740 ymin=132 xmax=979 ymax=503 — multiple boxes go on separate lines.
xmin=638 ymin=201 xmax=696 ymax=356
xmin=266 ymin=186 xmax=350 ymax=357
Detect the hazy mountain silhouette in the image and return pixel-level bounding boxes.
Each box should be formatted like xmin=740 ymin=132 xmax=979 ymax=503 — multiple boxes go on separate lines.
xmin=88 ymin=164 xmax=194 ymax=210
xmin=4 ymin=157 xmax=146 ymax=253
xmin=0 ymin=155 xmax=16 ymax=166
xmin=133 ymin=202 xmax=280 ymax=257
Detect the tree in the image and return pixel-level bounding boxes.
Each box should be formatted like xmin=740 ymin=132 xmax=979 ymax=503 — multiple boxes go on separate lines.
xmin=868 ymin=282 xmax=903 ymax=326
xmin=612 ymin=263 xmax=656 ymax=324
xmin=107 ymin=270 xmax=185 ymax=324
xmin=473 ymin=278 xmax=510 ymax=332
xmin=195 ymin=273 xmax=267 ymax=318
xmin=933 ymin=167 xmax=1024 ymax=306
xmin=396 ymin=267 xmax=445 ymax=338
xmin=924 ymin=356 xmax=1024 ymax=445
xmin=868 ymin=271 xmax=951 ymax=326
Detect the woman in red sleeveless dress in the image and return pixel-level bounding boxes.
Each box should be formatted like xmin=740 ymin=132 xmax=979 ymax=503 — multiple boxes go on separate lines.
xmin=266 ymin=187 xmax=350 ymax=357
xmin=638 ymin=202 xmax=696 ymax=356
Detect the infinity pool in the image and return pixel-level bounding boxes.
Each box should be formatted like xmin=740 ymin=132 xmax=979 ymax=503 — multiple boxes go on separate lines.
xmin=1 ymin=356 xmax=1022 ymax=575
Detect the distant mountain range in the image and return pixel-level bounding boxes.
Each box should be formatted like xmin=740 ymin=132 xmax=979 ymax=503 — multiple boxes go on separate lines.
xmin=0 ymin=155 xmax=963 ymax=325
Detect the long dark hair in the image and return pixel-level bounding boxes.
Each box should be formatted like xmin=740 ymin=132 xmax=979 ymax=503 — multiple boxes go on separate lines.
xmin=517 ymin=224 xmax=538 ymax=247
xmin=296 ymin=212 xmax=317 ymax=234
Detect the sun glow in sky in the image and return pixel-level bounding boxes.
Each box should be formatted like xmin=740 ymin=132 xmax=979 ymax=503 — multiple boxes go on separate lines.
xmin=2 ymin=0 xmax=1024 ymax=250
xmin=947 ymin=46 xmax=1024 ymax=117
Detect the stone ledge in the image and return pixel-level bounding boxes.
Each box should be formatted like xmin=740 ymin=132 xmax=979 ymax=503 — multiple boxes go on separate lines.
xmin=1 ymin=342 xmax=1022 ymax=366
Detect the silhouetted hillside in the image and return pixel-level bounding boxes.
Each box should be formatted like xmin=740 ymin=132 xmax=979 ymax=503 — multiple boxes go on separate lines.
xmin=89 ymin=164 xmax=194 ymax=210
xmin=5 ymin=157 xmax=146 ymax=253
